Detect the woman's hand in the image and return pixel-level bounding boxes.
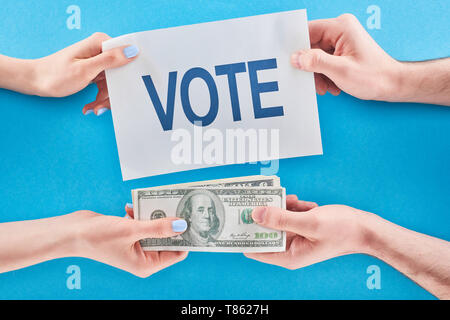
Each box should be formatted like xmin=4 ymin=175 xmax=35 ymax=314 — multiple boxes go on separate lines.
xmin=0 ymin=204 xmax=188 ymax=277
xmin=33 ymin=32 xmax=138 ymax=115
xmin=0 ymin=33 xmax=138 ymax=114
xmin=72 ymin=204 xmax=188 ymax=277
xmin=35 ymin=33 xmax=139 ymax=115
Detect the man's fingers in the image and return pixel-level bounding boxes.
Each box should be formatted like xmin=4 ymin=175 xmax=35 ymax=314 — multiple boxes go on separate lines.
xmin=286 ymin=194 xmax=298 ymax=202
xmin=312 ymin=73 xmax=341 ymax=96
xmin=308 ymin=18 xmax=343 ymax=51
xmin=244 ymin=252 xmax=295 ymax=269
xmin=308 ymin=14 xmax=360 ymax=50
xmin=132 ymin=218 xmax=187 ymax=241
xmin=288 ymin=200 xmax=318 ymax=212
xmin=324 ymin=76 xmax=342 ymax=96
xmin=314 ymin=73 xmax=328 ymax=95
xmin=252 ymin=207 xmax=317 ymax=237
xmin=291 ymin=48 xmax=347 ymax=81
xmin=286 ymin=196 xmax=318 ymax=212
xmin=83 ymin=45 xmax=139 ymax=78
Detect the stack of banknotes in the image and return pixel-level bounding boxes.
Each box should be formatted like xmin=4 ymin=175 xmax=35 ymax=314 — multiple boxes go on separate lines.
xmin=131 ymin=176 xmax=286 ymax=252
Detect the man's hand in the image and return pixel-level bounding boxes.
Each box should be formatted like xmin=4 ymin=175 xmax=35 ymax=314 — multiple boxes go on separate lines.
xmin=244 ymin=195 xmax=370 ymax=269
xmin=291 ymin=14 xmax=400 ymax=101
xmin=245 ymin=195 xmax=450 ymax=299
xmin=292 ymin=14 xmax=450 ymax=105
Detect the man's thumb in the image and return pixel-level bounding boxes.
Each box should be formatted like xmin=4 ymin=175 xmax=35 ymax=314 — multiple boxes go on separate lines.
xmin=291 ymin=48 xmax=345 ymax=79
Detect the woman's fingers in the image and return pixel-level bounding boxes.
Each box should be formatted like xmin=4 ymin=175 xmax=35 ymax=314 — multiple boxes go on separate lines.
xmin=244 ymin=251 xmax=295 ymax=269
xmin=91 ymin=71 xmax=106 ymax=83
xmin=134 ymin=251 xmax=188 ymax=278
xmin=122 ymin=203 xmax=188 ymax=277
xmin=92 ymin=99 xmax=111 ymax=115
xmin=72 ymin=32 xmax=111 ymax=57
xmin=150 ymin=251 xmax=189 ymax=273
xmin=82 ymin=98 xmax=110 ymax=115
xmin=125 ymin=203 xmax=134 ymax=219
xmin=82 ymin=44 xmax=139 ymax=80
xmin=82 ymin=79 xmax=112 ymax=115
xmin=244 ymin=235 xmax=314 ymax=270
xmin=131 ymin=217 xmax=187 ymax=241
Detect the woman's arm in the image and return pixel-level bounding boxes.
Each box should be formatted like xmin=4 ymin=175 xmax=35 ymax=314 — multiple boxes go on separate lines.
xmin=0 ymin=33 xmax=139 ymax=115
xmin=0 ymin=206 xmax=188 ymax=277
xmin=0 ymin=55 xmax=38 ymax=95
xmin=0 ymin=213 xmax=77 ymax=272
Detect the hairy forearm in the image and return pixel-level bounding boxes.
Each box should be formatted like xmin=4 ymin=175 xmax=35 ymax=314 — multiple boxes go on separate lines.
xmin=0 ymin=215 xmax=77 ymax=273
xmin=0 ymin=54 xmax=39 ymax=95
xmin=361 ymin=214 xmax=450 ymax=299
xmin=387 ymin=58 xmax=450 ymax=105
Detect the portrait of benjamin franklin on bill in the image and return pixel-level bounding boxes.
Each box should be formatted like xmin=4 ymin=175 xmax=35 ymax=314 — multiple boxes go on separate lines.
xmin=176 ymin=189 xmax=225 ymax=246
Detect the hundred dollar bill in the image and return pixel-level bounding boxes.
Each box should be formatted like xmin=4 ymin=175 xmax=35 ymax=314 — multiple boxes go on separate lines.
xmin=132 ymin=175 xmax=280 ymax=193
xmin=132 ymin=175 xmax=280 ymax=221
xmin=136 ymin=187 xmax=286 ymax=252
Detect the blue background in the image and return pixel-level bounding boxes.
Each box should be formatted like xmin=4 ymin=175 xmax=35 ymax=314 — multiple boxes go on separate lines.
xmin=0 ymin=0 xmax=449 ymax=299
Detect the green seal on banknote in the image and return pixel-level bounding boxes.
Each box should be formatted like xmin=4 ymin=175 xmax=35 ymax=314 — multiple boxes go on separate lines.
xmin=240 ymin=208 xmax=254 ymax=224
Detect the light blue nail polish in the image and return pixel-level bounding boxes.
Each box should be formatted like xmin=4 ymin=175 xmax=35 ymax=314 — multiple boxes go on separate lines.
xmin=123 ymin=45 xmax=139 ymax=58
xmin=84 ymin=109 xmax=93 ymax=115
xmin=172 ymin=220 xmax=187 ymax=232
xmin=96 ymin=108 xmax=108 ymax=116
xmin=126 ymin=203 xmax=133 ymax=209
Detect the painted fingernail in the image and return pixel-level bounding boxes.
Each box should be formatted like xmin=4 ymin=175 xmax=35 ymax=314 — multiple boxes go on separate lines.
xmin=252 ymin=207 xmax=267 ymax=223
xmin=172 ymin=220 xmax=187 ymax=232
xmin=125 ymin=203 xmax=133 ymax=209
xmin=96 ymin=108 xmax=108 ymax=116
xmin=84 ymin=109 xmax=93 ymax=115
xmin=123 ymin=45 xmax=139 ymax=58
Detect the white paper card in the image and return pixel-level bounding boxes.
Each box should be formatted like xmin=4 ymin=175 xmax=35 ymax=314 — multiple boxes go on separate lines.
xmin=104 ymin=9 xmax=322 ymax=180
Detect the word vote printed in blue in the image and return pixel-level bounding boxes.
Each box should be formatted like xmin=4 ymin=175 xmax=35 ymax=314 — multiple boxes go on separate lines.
xmin=141 ymin=58 xmax=285 ymax=130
